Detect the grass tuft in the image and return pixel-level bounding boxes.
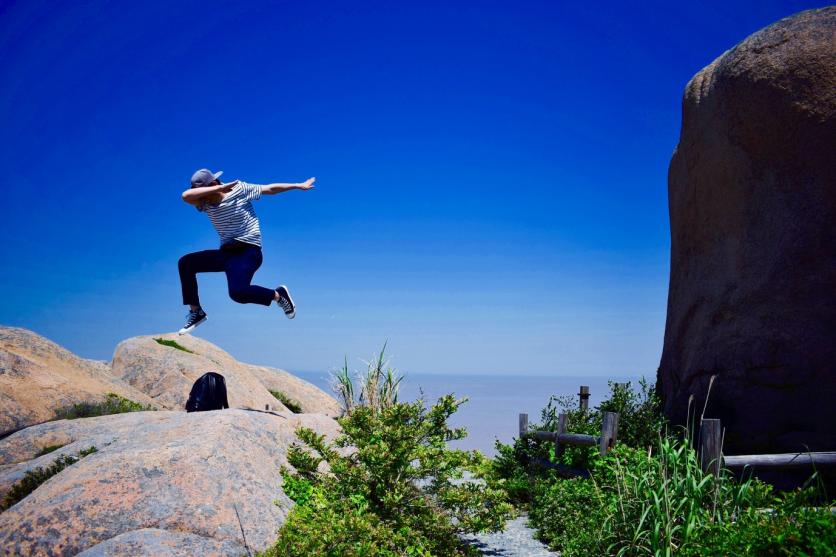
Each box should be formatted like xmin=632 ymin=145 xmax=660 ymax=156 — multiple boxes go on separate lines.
xmin=270 ymin=390 xmax=303 ymax=413
xmin=0 ymin=447 xmax=97 ymax=512
xmin=153 ymin=337 xmax=194 ymax=353
xmin=329 ymin=343 xmax=402 ymax=417
xmin=34 ymin=444 xmax=66 ymax=458
xmin=54 ymin=393 xmax=156 ymax=420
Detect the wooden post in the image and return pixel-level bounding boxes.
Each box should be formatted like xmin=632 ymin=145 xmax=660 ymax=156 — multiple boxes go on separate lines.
xmin=600 ymin=411 xmax=619 ymax=455
xmin=579 ymin=386 xmax=590 ymax=412
xmin=555 ymin=412 xmax=568 ymax=458
xmin=519 ymin=413 xmax=529 ymax=438
xmin=700 ymin=418 xmax=722 ymax=477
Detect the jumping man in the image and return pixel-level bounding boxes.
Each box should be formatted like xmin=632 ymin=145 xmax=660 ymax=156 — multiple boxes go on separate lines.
xmin=177 ymin=168 xmax=315 ymax=334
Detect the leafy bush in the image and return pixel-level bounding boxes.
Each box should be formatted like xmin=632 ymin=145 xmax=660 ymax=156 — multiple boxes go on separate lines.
xmin=261 ymin=347 xmax=513 ymax=556
xmin=529 ymin=473 xmax=609 ymax=555
xmin=269 ymin=390 xmax=302 ymax=413
xmin=493 ymin=379 xmax=834 ymax=556
xmin=492 ymin=379 xmax=665 ymax=502
xmin=0 ymin=446 xmax=97 ymax=512
xmin=525 ymin=436 xmax=835 ymax=557
xmin=679 ymin=478 xmax=835 ymax=557
xmin=262 ymin=484 xmax=434 ymax=556
xmin=54 ymin=393 xmax=155 ymax=420
xmin=491 ymin=432 xmax=551 ymax=504
xmin=153 ymin=337 xmax=194 ymax=353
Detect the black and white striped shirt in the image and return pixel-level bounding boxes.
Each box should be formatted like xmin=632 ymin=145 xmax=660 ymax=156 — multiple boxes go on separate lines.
xmin=199 ymin=182 xmax=263 ymax=247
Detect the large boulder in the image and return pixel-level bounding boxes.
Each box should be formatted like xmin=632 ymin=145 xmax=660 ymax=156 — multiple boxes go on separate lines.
xmin=111 ymin=333 xmax=340 ymax=416
xmin=0 ymin=327 xmax=160 ymax=436
xmin=0 ymin=408 xmax=339 ymax=556
xmin=659 ymin=7 xmax=836 ymax=454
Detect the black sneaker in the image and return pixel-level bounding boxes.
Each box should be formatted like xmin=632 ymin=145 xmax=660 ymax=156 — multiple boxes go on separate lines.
xmin=179 ymin=308 xmax=207 ymax=335
xmin=275 ymin=285 xmax=296 ymax=319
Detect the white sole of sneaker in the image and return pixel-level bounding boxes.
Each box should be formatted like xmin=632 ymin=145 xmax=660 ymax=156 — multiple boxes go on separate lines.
xmin=277 ymin=285 xmax=296 ymax=319
xmin=178 ymin=315 xmax=207 ymax=335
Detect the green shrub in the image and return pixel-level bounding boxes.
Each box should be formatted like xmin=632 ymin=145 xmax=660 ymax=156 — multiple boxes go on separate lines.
xmin=680 ymin=483 xmax=836 ymax=557
xmin=529 ymin=474 xmax=609 ymax=555
xmin=261 ymin=484 xmax=435 ymax=556
xmin=261 ymin=347 xmax=513 ymax=556
xmin=491 ymin=433 xmax=551 ymax=504
xmin=526 ymin=437 xmax=836 ymax=557
xmin=1 ymin=446 xmax=97 ymax=512
xmin=153 ymin=337 xmax=194 ymax=353
xmin=494 ymin=379 xmax=835 ymax=557
xmin=269 ymin=390 xmax=303 ymax=413
xmin=54 ymin=393 xmax=155 ymax=420
xmin=492 ymin=379 xmax=665 ymax=499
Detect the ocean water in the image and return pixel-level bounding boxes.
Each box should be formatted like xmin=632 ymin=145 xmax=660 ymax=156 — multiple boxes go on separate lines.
xmin=295 ymin=372 xmax=645 ymax=456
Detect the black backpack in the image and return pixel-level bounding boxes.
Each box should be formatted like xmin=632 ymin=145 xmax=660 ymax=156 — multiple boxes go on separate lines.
xmin=185 ymin=372 xmax=230 ymax=412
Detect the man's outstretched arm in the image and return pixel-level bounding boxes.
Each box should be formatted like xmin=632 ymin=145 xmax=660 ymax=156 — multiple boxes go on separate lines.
xmin=261 ymin=177 xmax=316 ymax=195
xmin=181 ymin=180 xmax=238 ymax=204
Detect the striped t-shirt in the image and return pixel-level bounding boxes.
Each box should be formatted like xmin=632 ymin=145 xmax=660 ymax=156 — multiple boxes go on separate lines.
xmin=199 ymin=182 xmax=263 ymax=247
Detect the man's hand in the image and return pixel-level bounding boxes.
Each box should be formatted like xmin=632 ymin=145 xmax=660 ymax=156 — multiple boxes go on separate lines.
xmin=261 ymin=177 xmax=317 ymax=195
xmin=298 ymin=177 xmax=315 ymax=190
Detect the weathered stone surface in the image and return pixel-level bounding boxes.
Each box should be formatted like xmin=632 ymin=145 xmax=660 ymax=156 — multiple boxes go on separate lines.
xmin=0 ymin=408 xmax=340 ymax=556
xmin=0 ymin=326 xmax=160 ymax=436
xmin=659 ymin=7 xmax=836 ymax=454
xmin=76 ymin=529 xmax=245 ymax=557
xmin=111 ymin=333 xmax=340 ymax=416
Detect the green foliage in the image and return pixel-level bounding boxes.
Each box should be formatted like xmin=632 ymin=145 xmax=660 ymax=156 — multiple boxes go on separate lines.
xmin=525 ymin=438 xmax=834 ymax=557
xmin=34 ymin=444 xmax=65 ymax=457
xmin=263 ymin=348 xmax=514 ymax=556
xmin=680 ymin=482 xmax=836 ymax=557
xmin=0 ymin=446 xmax=97 ymax=512
xmin=54 ymin=393 xmax=155 ymax=420
xmin=330 ymin=344 xmax=402 ymax=416
xmin=491 ymin=433 xmax=551 ymax=504
xmin=153 ymin=337 xmax=194 ymax=353
xmin=492 ymin=379 xmax=834 ymax=556
xmin=492 ymin=379 xmax=665 ymax=503
xmin=598 ymin=438 xmax=773 ymax=556
xmin=529 ymin=473 xmax=608 ymax=556
xmin=269 ymin=390 xmax=303 ymax=413
xmin=261 ymin=485 xmax=436 ymax=557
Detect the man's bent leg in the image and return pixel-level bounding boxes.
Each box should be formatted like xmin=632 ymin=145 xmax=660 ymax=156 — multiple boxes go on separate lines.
xmin=224 ymin=246 xmax=275 ymax=306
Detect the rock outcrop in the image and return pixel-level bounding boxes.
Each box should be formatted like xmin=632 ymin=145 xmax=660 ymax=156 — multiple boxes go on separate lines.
xmin=0 ymin=327 xmax=160 ymax=436
xmin=111 ymin=333 xmax=340 ymax=416
xmin=0 ymin=327 xmax=340 ymax=437
xmin=0 ymin=408 xmax=340 ymax=556
xmin=659 ymin=8 xmax=836 ymax=454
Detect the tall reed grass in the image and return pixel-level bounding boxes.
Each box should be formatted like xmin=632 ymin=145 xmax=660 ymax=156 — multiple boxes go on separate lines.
xmin=330 ymin=344 xmax=402 ymax=415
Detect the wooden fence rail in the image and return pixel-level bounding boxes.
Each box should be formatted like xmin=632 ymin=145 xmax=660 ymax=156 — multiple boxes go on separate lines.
xmin=699 ymin=418 xmax=836 ymax=477
xmin=519 ymin=410 xmax=620 ymax=456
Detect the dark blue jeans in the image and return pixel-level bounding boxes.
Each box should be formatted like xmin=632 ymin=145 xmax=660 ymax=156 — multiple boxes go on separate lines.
xmin=178 ymin=241 xmax=275 ymax=307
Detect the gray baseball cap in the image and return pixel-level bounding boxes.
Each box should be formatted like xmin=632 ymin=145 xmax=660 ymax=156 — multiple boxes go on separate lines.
xmin=190 ymin=168 xmax=223 ymax=188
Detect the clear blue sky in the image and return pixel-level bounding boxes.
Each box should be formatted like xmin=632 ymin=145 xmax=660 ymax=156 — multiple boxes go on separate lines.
xmin=0 ymin=0 xmax=823 ymax=376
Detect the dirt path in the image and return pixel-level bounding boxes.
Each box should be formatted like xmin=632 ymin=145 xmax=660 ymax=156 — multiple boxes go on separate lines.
xmin=460 ymin=514 xmax=559 ymax=556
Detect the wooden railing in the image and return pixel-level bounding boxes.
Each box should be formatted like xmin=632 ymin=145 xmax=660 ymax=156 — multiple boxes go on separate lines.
xmin=518 ymin=384 xmax=620 ymax=462
xmin=516 ymin=385 xmax=835 ymax=478
xmin=698 ymin=418 xmax=836 ymax=477
xmin=519 ymin=410 xmax=620 ymax=458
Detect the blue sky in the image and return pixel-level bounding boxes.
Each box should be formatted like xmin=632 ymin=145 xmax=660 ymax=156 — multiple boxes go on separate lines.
xmin=0 ymin=0 xmax=824 ymax=376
